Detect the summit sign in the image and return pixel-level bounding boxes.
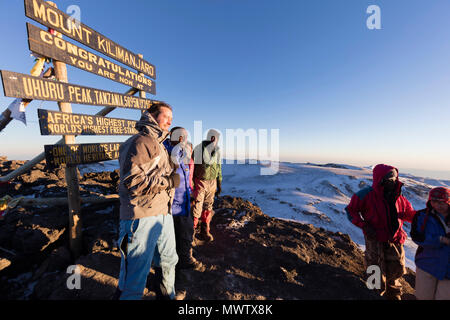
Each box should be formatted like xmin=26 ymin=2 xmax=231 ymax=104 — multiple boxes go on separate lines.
xmin=25 ymin=0 xmax=156 ymax=79
xmin=0 ymin=70 xmax=157 ymax=110
xmin=27 ymin=23 xmax=155 ymax=94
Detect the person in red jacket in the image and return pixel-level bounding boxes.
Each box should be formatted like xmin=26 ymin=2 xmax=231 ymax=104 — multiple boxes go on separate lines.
xmin=345 ymin=164 xmax=416 ymax=300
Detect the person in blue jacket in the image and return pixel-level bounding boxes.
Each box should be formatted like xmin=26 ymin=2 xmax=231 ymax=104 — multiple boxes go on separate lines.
xmin=164 ymin=126 xmax=201 ymax=269
xmin=411 ymin=186 xmax=450 ymax=300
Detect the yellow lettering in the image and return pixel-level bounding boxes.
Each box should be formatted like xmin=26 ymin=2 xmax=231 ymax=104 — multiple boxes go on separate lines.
xmin=82 ymin=88 xmax=92 ymax=103
xmin=98 ymin=57 xmax=106 ymax=68
xmin=46 ymin=7 xmax=59 ymax=28
xmin=23 ymin=78 xmax=33 ymax=96
xmin=40 ymin=30 xmax=53 ymax=45
xmin=97 ymin=36 xmax=106 ymax=52
xmin=116 ymin=47 xmax=124 ymax=61
xmin=69 ymin=19 xmax=83 ymax=40
xmin=68 ymin=86 xmax=76 ymax=101
xmin=74 ymin=87 xmax=81 ymax=102
xmin=41 ymin=81 xmax=49 ymax=98
xmin=62 ymin=113 xmax=70 ymax=124
xmin=82 ymin=28 xmax=92 ymax=44
xmin=47 ymin=111 xmax=54 ymax=124
xmin=54 ymin=37 xmax=66 ymax=51
xmin=32 ymin=0 xmax=46 ymax=21
xmin=69 ymin=56 xmax=77 ymax=65
xmin=87 ymin=52 xmax=97 ymax=64
xmin=56 ymin=83 xmax=64 ymax=100
xmin=60 ymin=18 xmax=72 ymax=35
xmin=32 ymin=79 xmax=42 ymax=97
xmin=54 ymin=113 xmax=60 ymax=124
xmin=78 ymin=48 xmax=88 ymax=60
xmin=66 ymin=41 xmax=78 ymax=56
xmin=47 ymin=82 xmax=56 ymax=100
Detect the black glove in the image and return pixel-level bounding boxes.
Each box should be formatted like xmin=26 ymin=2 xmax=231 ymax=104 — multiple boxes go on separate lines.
xmin=442 ymin=235 xmax=450 ymax=246
xmin=215 ymin=179 xmax=222 ymax=196
xmin=169 ymin=173 xmax=180 ymax=188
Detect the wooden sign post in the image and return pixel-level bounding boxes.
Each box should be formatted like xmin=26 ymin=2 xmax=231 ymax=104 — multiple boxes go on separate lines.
xmin=24 ymin=0 xmax=156 ymax=79
xmin=0 ymin=0 xmax=162 ymax=259
xmin=27 ymin=23 xmax=156 ymax=93
xmin=47 ymin=1 xmax=82 ymax=258
xmin=44 ymin=143 xmax=121 ymax=168
xmin=38 ymin=109 xmax=138 ymax=136
xmin=0 ymin=71 xmax=157 ymax=110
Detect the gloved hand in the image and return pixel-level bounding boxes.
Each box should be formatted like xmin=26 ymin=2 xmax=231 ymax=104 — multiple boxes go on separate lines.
xmin=441 ymin=235 xmax=450 ymax=246
xmin=215 ymin=179 xmax=222 ymax=197
xmin=363 ymin=223 xmax=377 ymax=238
xmin=169 ymin=172 xmax=180 ymax=188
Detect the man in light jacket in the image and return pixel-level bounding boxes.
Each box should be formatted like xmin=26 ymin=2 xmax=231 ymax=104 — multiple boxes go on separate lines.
xmin=192 ymin=129 xmax=222 ymax=242
xmin=114 ymin=102 xmax=180 ymax=300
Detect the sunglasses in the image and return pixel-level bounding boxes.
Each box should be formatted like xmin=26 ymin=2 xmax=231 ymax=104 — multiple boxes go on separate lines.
xmin=383 ymin=177 xmax=397 ymax=182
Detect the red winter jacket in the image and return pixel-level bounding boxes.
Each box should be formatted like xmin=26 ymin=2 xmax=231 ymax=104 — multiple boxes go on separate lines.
xmin=345 ymin=164 xmax=416 ymax=244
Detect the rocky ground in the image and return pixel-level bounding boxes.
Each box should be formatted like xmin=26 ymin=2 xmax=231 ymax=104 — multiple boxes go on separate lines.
xmin=0 ymin=157 xmax=416 ymax=300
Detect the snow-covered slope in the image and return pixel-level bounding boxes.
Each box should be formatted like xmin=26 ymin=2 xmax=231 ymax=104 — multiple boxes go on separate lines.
xmin=79 ymin=160 xmax=450 ymax=271
xmin=221 ymin=161 xmax=449 ymax=271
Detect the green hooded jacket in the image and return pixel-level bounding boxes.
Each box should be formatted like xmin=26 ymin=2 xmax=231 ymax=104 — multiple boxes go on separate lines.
xmin=193 ymin=140 xmax=222 ymax=182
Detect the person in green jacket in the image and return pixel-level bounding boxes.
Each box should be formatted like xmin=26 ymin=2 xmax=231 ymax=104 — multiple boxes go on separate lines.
xmin=192 ymin=129 xmax=222 ymax=242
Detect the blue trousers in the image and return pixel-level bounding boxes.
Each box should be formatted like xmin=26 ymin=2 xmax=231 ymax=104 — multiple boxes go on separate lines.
xmin=117 ymin=214 xmax=178 ymax=300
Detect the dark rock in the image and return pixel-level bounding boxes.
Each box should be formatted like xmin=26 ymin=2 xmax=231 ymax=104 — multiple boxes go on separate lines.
xmin=56 ymin=168 xmax=66 ymax=180
xmin=91 ymin=239 xmax=110 ymax=253
xmin=11 ymin=225 xmax=65 ymax=255
xmin=315 ymin=245 xmax=335 ymax=255
xmin=21 ymin=169 xmax=47 ymax=184
xmin=32 ymin=246 xmax=72 ymax=281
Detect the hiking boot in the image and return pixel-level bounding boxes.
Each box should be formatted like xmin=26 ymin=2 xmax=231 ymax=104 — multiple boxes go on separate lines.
xmin=176 ymin=249 xmax=202 ymax=269
xmin=177 ymin=258 xmax=202 ymax=270
xmin=152 ymin=267 xmax=171 ymax=300
xmin=200 ymin=222 xmax=214 ymax=242
xmin=175 ymin=290 xmax=186 ymax=300
xmin=383 ymin=291 xmax=402 ymax=300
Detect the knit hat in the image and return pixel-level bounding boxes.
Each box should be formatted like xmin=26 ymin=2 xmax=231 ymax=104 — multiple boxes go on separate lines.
xmin=428 ymin=187 xmax=450 ymax=204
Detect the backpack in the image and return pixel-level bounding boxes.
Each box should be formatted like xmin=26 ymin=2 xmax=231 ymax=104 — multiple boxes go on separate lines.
xmin=410 ymin=210 xmax=428 ymax=243
xmin=410 ymin=208 xmax=447 ymax=243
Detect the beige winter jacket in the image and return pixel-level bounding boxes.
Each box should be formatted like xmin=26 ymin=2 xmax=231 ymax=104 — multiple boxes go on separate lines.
xmin=118 ymin=111 xmax=175 ymax=220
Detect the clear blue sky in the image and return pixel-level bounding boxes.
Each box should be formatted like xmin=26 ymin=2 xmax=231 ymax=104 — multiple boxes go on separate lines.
xmin=1 ymin=0 xmax=450 ymax=179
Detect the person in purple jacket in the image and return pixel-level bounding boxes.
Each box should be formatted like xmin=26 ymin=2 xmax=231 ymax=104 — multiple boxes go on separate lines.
xmin=164 ymin=126 xmax=201 ymax=269
xmin=411 ymin=186 xmax=450 ymax=300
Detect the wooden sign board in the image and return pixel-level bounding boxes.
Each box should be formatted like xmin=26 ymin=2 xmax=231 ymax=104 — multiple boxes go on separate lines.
xmin=38 ymin=109 xmax=138 ymax=136
xmin=27 ymin=23 xmax=155 ymax=94
xmin=1 ymin=70 xmax=157 ymax=110
xmin=25 ymin=0 xmax=156 ymax=79
xmin=44 ymin=142 xmax=121 ymax=168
